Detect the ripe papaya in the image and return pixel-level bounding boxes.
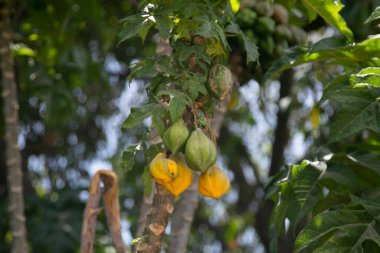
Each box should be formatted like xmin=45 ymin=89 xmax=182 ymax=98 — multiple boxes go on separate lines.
xmin=185 ymin=129 xmax=217 ymax=172
xmin=163 ymin=153 xmax=193 ymax=196
xmin=208 ymin=64 xmax=233 ymax=101
xmin=150 ymin=153 xmax=178 ymax=185
xmin=198 ymin=165 xmax=230 ymax=199
xmin=163 ymin=119 xmax=189 ymax=153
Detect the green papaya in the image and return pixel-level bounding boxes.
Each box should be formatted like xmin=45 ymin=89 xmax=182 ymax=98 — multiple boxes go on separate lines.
xmin=163 ymin=119 xmax=189 ymax=153
xmin=185 ymin=129 xmax=217 ymax=172
xmin=208 ymin=64 xmax=233 ymax=101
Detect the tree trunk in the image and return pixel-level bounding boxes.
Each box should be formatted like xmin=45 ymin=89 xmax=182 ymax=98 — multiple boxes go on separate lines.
xmin=255 ymin=69 xmax=294 ymax=253
xmin=0 ymin=1 xmax=28 ymax=252
xmin=136 ymin=184 xmax=174 ymax=253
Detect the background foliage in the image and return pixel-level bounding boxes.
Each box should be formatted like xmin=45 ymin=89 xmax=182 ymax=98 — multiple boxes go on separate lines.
xmin=1 ymin=0 xmax=380 ymax=252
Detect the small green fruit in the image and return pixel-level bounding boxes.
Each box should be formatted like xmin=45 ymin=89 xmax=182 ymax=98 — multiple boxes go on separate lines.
xmin=163 ymin=119 xmax=189 ymax=153
xmin=208 ymin=64 xmax=233 ymax=101
xmin=185 ymin=129 xmax=217 ymax=172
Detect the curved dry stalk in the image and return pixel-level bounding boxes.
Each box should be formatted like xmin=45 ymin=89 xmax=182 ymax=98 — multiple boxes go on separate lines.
xmin=1 ymin=2 xmax=28 ymax=252
xmin=81 ymin=170 xmax=127 ymax=253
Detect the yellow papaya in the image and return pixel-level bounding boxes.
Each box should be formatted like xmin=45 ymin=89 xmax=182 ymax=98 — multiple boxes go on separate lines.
xmin=163 ymin=153 xmax=193 ymax=196
xmin=150 ymin=152 xmax=178 ymax=185
xmin=198 ymin=165 xmax=230 ymax=199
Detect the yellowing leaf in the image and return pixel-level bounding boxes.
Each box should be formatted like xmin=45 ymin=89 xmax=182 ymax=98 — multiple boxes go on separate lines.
xmin=230 ymin=0 xmax=240 ymax=14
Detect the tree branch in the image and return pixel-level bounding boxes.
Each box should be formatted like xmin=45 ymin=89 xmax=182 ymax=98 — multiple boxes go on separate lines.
xmin=0 ymin=1 xmax=28 ymax=252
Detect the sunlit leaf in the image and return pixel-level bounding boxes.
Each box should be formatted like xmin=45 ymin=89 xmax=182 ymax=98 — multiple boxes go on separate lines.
xmin=300 ymin=0 xmax=353 ymax=40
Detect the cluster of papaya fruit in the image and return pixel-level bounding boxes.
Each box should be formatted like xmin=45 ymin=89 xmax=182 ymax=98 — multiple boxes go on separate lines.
xmin=237 ymin=0 xmax=307 ymax=57
xmin=150 ymin=120 xmax=230 ymax=199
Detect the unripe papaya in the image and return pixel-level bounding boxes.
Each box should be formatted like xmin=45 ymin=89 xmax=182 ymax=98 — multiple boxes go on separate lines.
xmin=185 ymin=129 xmax=217 ymax=172
xmin=236 ymin=8 xmax=257 ymax=26
xmin=208 ymin=64 xmax=233 ymax=101
xmin=163 ymin=119 xmax=189 ymax=153
xmin=272 ymin=4 xmax=289 ymax=24
xmin=163 ymin=153 xmax=193 ymax=196
xmin=198 ymin=165 xmax=230 ymax=199
xmin=150 ymin=153 xmax=178 ymax=185
xmin=256 ymin=16 xmax=276 ymax=34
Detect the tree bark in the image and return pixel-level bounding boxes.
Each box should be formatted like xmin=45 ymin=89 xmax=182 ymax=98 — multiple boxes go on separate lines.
xmin=255 ymin=69 xmax=294 ymax=253
xmin=135 ymin=184 xmax=174 ymax=253
xmin=0 ymin=1 xmax=28 ymax=252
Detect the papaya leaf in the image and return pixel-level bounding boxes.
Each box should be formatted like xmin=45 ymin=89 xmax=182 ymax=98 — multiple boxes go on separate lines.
xmin=365 ymin=6 xmax=380 ymax=24
xmin=154 ymin=14 xmax=170 ymax=39
xmin=295 ymin=209 xmax=380 ymax=253
xmin=272 ymin=161 xmax=325 ymax=233
xmin=122 ymin=103 xmax=157 ymax=129
xmin=120 ymin=145 xmax=138 ymax=173
xmin=347 ymin=151 xmax=380 ymax=177
xmin=151 ymin=106 xmax=167 ymax=137
xmin=243 ymin=35 xmax=259 ymax=64
xmin=325 ymin=86 xmax=380 ymax=143
xmin=265 ymin=35 xmax=380 ymax=80
xmin=156 ymin=89 xmax=191 ymax=122
xmin=225 ymin=22 xmax=259 ymax=64
xmin=300 ymin=0 xmax=353 ymax=40
xmin=119 ymin=15 xmax=152 ymax=43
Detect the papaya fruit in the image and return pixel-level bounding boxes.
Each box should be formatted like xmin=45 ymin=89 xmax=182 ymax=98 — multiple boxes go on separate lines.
xmin=185 ymin=129 xmax=217 ymax=172
xmin=198 ymin=165 xmax=230 ymax=199
xmin=163 ymin=119 xmax=189 ymax=153
xmin=150 ymin=153 xmax=178 ymax=185
xmin=163 ymin=153 xmax=193 ymax=196
xmin=208 ymin=64 xmax=233 ymax=101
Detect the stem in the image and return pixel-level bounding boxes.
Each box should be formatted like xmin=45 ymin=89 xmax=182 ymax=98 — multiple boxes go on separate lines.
xmin=0 ymin=1 xmax=28 ymax=252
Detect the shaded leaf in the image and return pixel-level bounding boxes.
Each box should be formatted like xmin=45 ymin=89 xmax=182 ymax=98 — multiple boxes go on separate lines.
xmin=365 ymin=6 xmax=380 ymax=24
xmin=122 ymin=103 xmax=157 ymax=129
xmin=326 ymin=86 xmax=380 ymax=143
xmin=295 ymin=209 xmax=380 ymax=253
xmin=265 ymin=35 xmax=380 ymax=80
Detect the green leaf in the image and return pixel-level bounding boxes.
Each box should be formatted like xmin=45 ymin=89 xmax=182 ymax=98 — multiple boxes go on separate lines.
xmin=326 ymin=86 xmax=380 ymax=143
xmin=347 ymin=151 xmax=380 ymax=177
xmin=154 ymin=14 xmax=171 ymax=39
xmin=350 ymin=68 xmax=380 ymax=87
xmin=265 ymin=36 xmax=380 ymax=80
xmin=119 ymin=15 xmax=152 ymax=43
xmin=122 ymin=103 xmax=157 ymax=129
xmin=157 ymin=89 xmax=191 ymax=122
xmin=151 ymin=106 xmax=167 ymax=137
xmin=182 ymin=75 xmax=207 ymax=100
xmin=272 ymin=161 xmax=325 ymax=233
xmin=300 ymin=0 xmax=353 ymax=40
xmin=142 ymin=165 xmax=153 ymax=196
xmin=295 ymin=209 xmax=380 ymax=253
xmin=242 ymin=35 xmax=259 ymax=64
xmin=120 ymin=145 xmax=138 ymax=173
xmin=365 ymin=6 xmax=380 ymax=24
